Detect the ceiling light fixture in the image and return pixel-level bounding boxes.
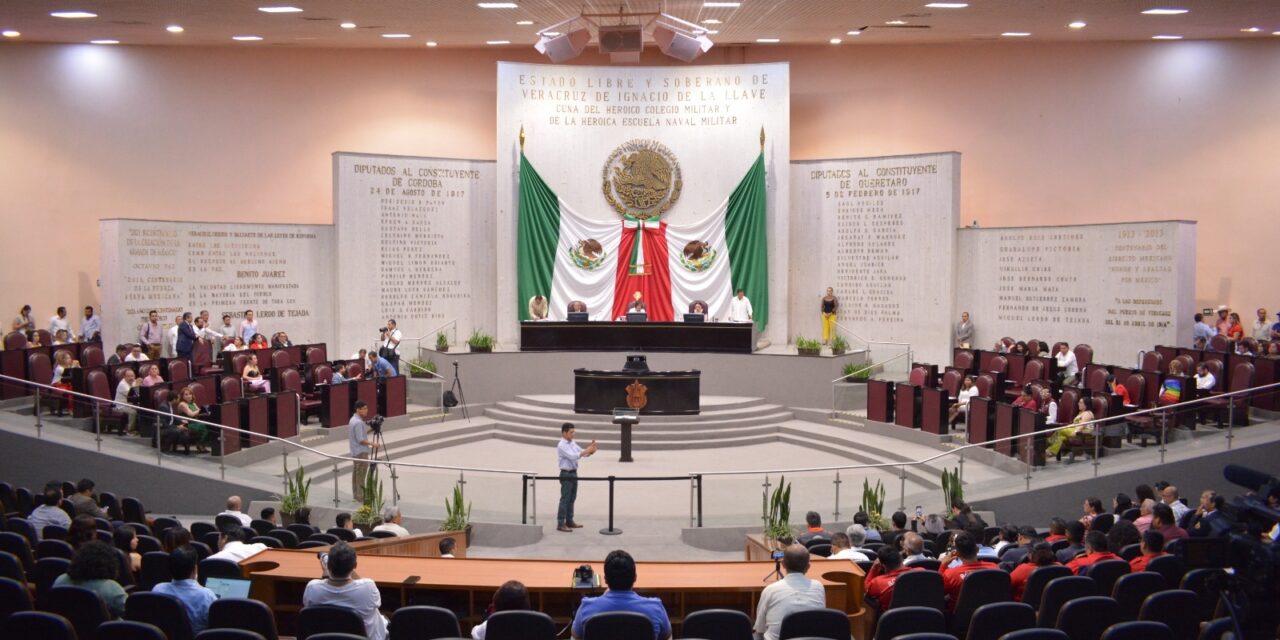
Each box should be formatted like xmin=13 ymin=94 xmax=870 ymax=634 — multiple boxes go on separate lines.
xmin=1068 ymin=21 xmax=1087 ymax=29
xmin=425 ymin=41 xmax=438 ymax=47
xmin=487 ymin=39 xmax=511 ymax=44
xmin=847 ymin=30 xmax=862 ymax=35
xmin=232 ymin=35 xmax=264 ymax=41
xmin=516 ymin=20 xmax=534 ymax=25
xmin=258 ymin=6 xmax=303 ymax=13
xmin=829 ymin=38 xmax=842 ymax=44
xmin=1240 ymin=27 xmax=1261 ymax=32
xmin=756 ymin=37 xmax=780 ymax=43
xmin=2 ymin=30 xmax=19 ymax=37
xmin=340 ymin=22 xmax=357 ymax=29
xmin=703 ymin=2 xmax=742 ymax=7
xmin=886 ymin=20 xmax=908 ymax=25
xmin=1274 ymin=31 xmax=1280 ymax=36
xmin=925 ymin=3 xmax=969 ymax=8
xmin=50 ymin=11 xmax=98 ymax=19
xmin=1141 ymin=8 xmax=1189 ymax=15
xmin=702 ymin=19 xmax=722 ymax=24
xmin=478 ymin=2 xmax=519 ymax=8
xmin=543 ymin=31 xmax=560 ymax=36
xmin=89 ymin=39 xmax=119 ymax=44
xmin=1001 ymin=31 xmax=1031 ymax=37
xmin=166 ymin=25 xmax=184 ymax=33
xmin=1151 ymin=34 xmax=1183 ymax=39
xmin=382 ymin=33 xmax=411 ymax=38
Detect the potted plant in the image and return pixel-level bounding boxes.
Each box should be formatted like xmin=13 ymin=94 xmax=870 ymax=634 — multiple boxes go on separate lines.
xmin=276 ymin=460 xmax=311 ymax=525
xmin=795 ymin=337 xmax=822 ymax=356
xmin=441 ymin=484 xmax=472 ymax=542
xmin=467 ymin=330 xmax=494 ymax=353
xmin=435 ymin=332 xmax=449 ymax=353
xmin=352 ymin=469 xmax=384 ymax=530
xmin=831 ymin=335 xmax=849 ymax=356
xmin=408 ymin=359 xmax=437 ymax=379
xmin=859 ymin=479 xmax=887 ymax=530
xmin=764 ymin=476 xmax=792 ymax=546
xmin=941 ymin=467 xmax=963 ymax=512
xmin=842 ymin=361 xmax=875 ymax=382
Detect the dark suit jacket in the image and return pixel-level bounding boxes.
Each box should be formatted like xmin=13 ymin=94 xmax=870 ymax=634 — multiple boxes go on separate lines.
xmin=176 ymin=322 xmax=197 ymax=354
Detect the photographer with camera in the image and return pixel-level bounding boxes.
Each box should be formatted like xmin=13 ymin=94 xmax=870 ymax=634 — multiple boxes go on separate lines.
xmin=378 ymin=319 xmax=401 ymax=373
xmin=348 ymin=401 xmax=381 ymax=503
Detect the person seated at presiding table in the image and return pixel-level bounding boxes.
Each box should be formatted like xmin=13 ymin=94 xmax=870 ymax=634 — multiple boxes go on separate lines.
xmin=572 ymin=549 xmax=672 ymax=640
xmin=207 ymin=521 xmax=268 ymax=562
xmin=242 ymin=353 xmax=271 ymax=392
xmin=304 ymin=541 xmax=389 ymax=640
xmin=528 ymin=295 xmax=549 ymax=320
xmin=55 ymin=541 xmax=128 ymax=617
xmin=1010 ymin=542 xmax=1060 ymax=602
xmin=626 ymin=291 xmax=646 ymax=314
xmin=218 ymin=496 xmax=253 ymax=526
xmin=1046 ymin=398 xmax=1095 ymax=462
xmin=938 ymin=532 xmax=999 ymax=611
xmin=153 ymin=546 xmax=217 ymax=634
xmin=863 ymin=546 xmax=921 ymax=613
xmin=1066 ymin=530 xmax=1121 ymax=575
xmin=140 ymin=363 xmax=166 ymax=387
xmin=1129 ymin=530 xmax=1168 ymax=572
xmin=28 ymin=484 xmax=71 ymax=538
xmin=828 ymin=532 xmax=869 ymax=561
xmin=372 ymin=506 xmax=410 ymax=537
xmin=796 ymin=511 xmax=830 ymax=545
xmin=471 ymin=580 xmax=532 ymax=640
xmin=752 ymin=543 xmax=825 ymax=640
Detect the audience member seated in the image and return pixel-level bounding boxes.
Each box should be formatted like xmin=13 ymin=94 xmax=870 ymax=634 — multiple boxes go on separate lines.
xmin=207 ymin=522 xmax=268 ymax=562
xmin=304 ymin=541 xmax=389 ymax=640
xmin=223 ymin=336 xmax=246 ymax=352
xmin=828 ymin=532 xmax=868 ymax=561
xmin=153 ymin=546 xmax=216 ymax=633
xmin=54 ymin=540 xmax=128 ymax=617
xmin=1106 ymin=520 xmax=1141 ymax=553
xmin=1134 ymin=499 xmax=1156 ymax=533
xmin=1055 ymin=522 xmax=1086 ymax=563
xmin=845 ymin=524 xmax=875 ymax=557
xmin=162 ymin=527 xmax=193 ymax=553
xmin=124 ymin=344 xmax=150 ymax=362
xmin=751 ymin=543 xmax=824 ymax=640
xmin=1129 ymin=531 xmax=1167 ymax=572
xmin=863 ymin=546 xmax=920 ymax=612
xmin=331 ymin=362 xmax=350 ymax=384
xmin=1009 ymin=542 xmax=1059 ymax=602
xmin=1000 ymin=527 xmax=1043 ymax=570
xmin=69 ymin=478 xmax=109 ymax=519
xmin=1187 ymin=492 xmax=1230 ymax=537
xmin=796 ymin=511 xmax=830 ymax=545
xmin=938 ymin=532 xmax=999 ymax=611
xmin=947 ymin=500 xmax=987 ymax=531
xmin=114 ymin=369 xmax=141 ymax=433
xmin=439 ymin=537 xmax=456 ymax=558
xmin=1112 ymin=493 xmax=1134 ymax=516
xmin=902 ymin=532 xmax=930 ymax=566
xmin=992 ymin=525 xmax=1019 ymax=556
xmin=67 ymin=514 xmax=99 ymax=548
xmin=372 ymin=507 xmax=410 ymax=537
xmin=218 ymin=496 xmax=253 ymax=526
xmin=337 ymin=512 xmax=363 ymax=538
xmin=1065 ymin=530 xmax=1121 ymax=575
xmin=113 ymin=527 xmax=141 ymax=579
xmin=141 ymin=364 xmax=166 ymax=387
xmin=28 ymin=483 xmax=71 ymax=537
xmin=1080 ymin=496 xmax=1104 ymax=529
xmin=242 ymin=353 xmax=271 ymax=393
xmin=1161 ymin=485 xmax=1191 ymax=523
xmin=1046 ymin=398 xmax=1095 ymax=462
xmin=853 ymin=511 xmax=881 ymax=541
xmin=948 ymin=523 xmax=995 ymax=568
xmin=260 ymin=507 xmax=278 ymax=527
xmin=572 ymin=549 xmax=672 ymax=640
xmin=1055 ymin=343 xmax=1079 ymax=385
xmin=949 ymin=376 xmax=978 ymax=428
xmin=1150 ymin=503 xmax=1189 ymax=543
xmin=883 ymin=511 xmax=910 ymax=551
xmin=1044 ymin=518 xmax=1067 ymax=544
xmin=470 ymin=580 xmax=531 ymax=640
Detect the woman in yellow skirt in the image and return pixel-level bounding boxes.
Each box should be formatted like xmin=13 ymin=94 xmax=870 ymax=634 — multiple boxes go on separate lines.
xmin=1046 ymin=398 xmax=1096 ymax=459
xmin=821 ymin=287 xmax=838 ymax=344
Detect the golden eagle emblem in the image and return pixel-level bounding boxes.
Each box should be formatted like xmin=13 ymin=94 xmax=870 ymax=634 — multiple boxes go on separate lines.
xmin=603 ymin=139 xmax=682 ymax=220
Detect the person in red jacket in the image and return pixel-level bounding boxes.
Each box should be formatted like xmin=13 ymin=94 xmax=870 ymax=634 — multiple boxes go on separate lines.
xmin=1044 ymin=518 xmax=1068 ymax=544
xmin=1009 ymin=542 xmax=1061 ymax=602
xmin=939 ymin=532 xmax=999 ymax=611
xmin=1129 ymin=530 xmax=1168 ymax=572
xmin=1066 ymin=531 xmax=1121 ymax=575
xmin=864 ymin=546 xmax=920 ymax=612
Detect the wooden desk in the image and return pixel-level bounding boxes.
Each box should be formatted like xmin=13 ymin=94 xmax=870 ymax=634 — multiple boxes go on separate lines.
xmin=351 ymin=530 xmax=469 ymax=558
xmin=521 ymin=321 xmax=755 ymax=354
xmin=241 ymin=546 xmax=867 ymax=638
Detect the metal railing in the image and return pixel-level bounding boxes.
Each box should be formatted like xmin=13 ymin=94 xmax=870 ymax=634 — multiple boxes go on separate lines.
xmin=834 ymin=321 xmax=912 ymax=377
xmin=409 ymin=319 xmax=458 ymax=362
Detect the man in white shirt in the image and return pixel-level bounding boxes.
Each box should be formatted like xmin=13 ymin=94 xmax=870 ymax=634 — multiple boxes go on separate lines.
xmin=728 ymin=289 xmax=753 ymax=323
xmin=372 ymin=507 xmax=410 ymax=537
xmin=844 ymin=524 xmax=873 ymax=557
xmin=303 ymin=542 xmax=388 ymax=640
xmin=828 ymin=532 xmax=870 ymax=561
xmin=163 ymin=315 xmax=181 ymax=359
xmin=115 ymin=368 xmax=140 ymax=433
xmin=901 ymin=532 xmax=931 ymax=566
xmin=49 ymin=306 xmax=73 ymax=339
xmin=753 ymin=544 xmax=828 ymax=640
xmin=438 ymin=537 xmax=456 ymax=558
xmin=207 ymin=523 xmax=268 ymax=563
xmin=379 ymin=319 xmax=402 ymax=372
xmin=1195 ymin=363 xmax=1216 ymax=390
xmin=1055 ymin=343 xmax=1079 ymax=385
xmin=80 ymin=306 xmax=101 ymax=343
xmin=124 ymin=344 xmax=149 ymax=362
xmin=220 ymin=314 xmax=237 ymax=344
xmin=1253 ymin=308 xmax=1271 ymax=341
xmin=1162 ymin=485 xmax=1192 ymax=524
xmin=217 ymin=496 xmax=253 ymax=527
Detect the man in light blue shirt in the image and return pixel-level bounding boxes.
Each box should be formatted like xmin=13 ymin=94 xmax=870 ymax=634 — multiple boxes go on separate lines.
xmin=1192 ymin=313 xmax=1217 ymax=343
xmin=153 ymin=546 xmax=217 ymax=633
xmin=331 ymin=362 xmax=349 ymax=385
xmin=367 ymin=352 xmax=398 ymax=378
xmin=349 ymin=401 xmax=378 ymax=503
xmin=28 ymin=485 xmax=71 ymax=539
xmin=80 ymin=306 xmax=101 ymax=343
xmin=572 ymin=549 xmax=671 ymax=640
xmin=557 ymin=423 xmax=597 ymax=532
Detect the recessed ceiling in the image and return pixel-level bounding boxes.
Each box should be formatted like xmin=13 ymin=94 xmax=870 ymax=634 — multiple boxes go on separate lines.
xmin=1 ymin=1 xmax=1278 ymax=47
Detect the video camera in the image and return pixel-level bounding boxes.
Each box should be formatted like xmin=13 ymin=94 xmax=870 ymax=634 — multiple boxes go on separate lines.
xmin=367 ymin=415 xmax=385 ymax=434
xmin=1193 ymin=464 xmax=1280 ymax=636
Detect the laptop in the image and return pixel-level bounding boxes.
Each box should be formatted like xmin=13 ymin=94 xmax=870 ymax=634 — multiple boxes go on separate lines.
xmin=626 ymin=313 xmax=648 ymax=323
xmin=683 ymin=313 xmax=705 ymax=323
xmin=205 ymin=576 xmax=253 ymax=599
xmin=567 ymin=312 xmax=589 ymax=322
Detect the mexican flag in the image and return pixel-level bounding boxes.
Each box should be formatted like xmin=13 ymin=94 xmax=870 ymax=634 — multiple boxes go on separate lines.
xmin=517 ymin=152 xmax=768 ymax=327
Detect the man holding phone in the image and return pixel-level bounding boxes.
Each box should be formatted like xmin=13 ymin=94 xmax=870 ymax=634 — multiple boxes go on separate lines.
xmin=306 ymin=542 xmax=388 ymax=640
xmin=557 ymin=423 xmax=597 ymax=533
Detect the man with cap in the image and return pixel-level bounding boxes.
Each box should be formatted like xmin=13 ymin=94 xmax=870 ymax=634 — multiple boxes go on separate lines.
xmin=1215 ymin=305 xmax=1231 ymax=336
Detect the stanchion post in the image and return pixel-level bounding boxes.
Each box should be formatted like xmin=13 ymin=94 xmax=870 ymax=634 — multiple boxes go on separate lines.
xmin=217 ymin=429 xmax=225 ymax=480
xmin=689 ymin=476 xmax=695 ymax=528
xmin=34 ymin=389 xmax=44 ymax=437
xmin=93 ymin=402 xmax=103 ymax=452
xmin=1159 ymin=415 xmax=1168 ymax=464
xmin=521 ymin=474 xmax=528 ymax=525
xmin=696 ymin=474 xmax=703 ymax=528
xmin=531 ymin=475 xmax=538 ymax=526
xmin=832 ymin=471 xmax=842 ymax=523
xmin=332 ymin=461 xmax=341 ymax=508
xmin=899 ymin=465 xmax=907 ymax=512
xmin=1093 ymin=426 xmax=1101 ymax=477
xmin=599 ymin=476 xmax=622 ymax=535
xmin=1024 ymin=438 xmax=1032 ymax=491
xmin=959 ymin=450 xmax=965 ymax=484
xmin=282 ymin=450 xmax=290 ymax=496
xmin=761 ymin=474 xmax=771 ymax=528
xmin=1227 ymin=400 xmax=1235 ymax=450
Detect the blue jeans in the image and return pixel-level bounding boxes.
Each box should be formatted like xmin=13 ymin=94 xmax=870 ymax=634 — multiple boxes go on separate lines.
xmin=558 ymin=469 xmax=577 ymax=526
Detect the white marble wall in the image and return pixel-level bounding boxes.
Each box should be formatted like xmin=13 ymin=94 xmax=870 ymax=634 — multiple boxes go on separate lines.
xmin=957 ymin=221 xmax=1196 ymax=365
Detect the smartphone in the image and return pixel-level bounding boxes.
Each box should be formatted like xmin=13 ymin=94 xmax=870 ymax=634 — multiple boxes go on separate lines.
xmin=403 ymin=575 xmax=421 ymax=585
xmin=915 ymin=505 xmax=923 ymax=518
xmin=317 ymin=552 xmax=330 ymax=579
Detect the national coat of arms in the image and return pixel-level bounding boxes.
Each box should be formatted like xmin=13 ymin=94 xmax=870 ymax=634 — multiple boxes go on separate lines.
xmin=569 ymin=237 xmax=605 ymax=271
xmin=625 ymin=379 xmax=648 ymax=410
xmin=603 ymin=139 xmax=682 ymax=220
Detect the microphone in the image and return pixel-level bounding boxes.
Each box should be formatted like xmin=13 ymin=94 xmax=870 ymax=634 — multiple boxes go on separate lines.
xmin=1223 ymin=464 xmax=1280 ymax=494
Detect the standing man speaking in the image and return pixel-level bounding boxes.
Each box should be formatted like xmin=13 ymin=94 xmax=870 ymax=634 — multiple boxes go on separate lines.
xmin=557 ymin=423 xmax=597 ymax=533
xmin=349 ymin=401 xmax=380 ymax=503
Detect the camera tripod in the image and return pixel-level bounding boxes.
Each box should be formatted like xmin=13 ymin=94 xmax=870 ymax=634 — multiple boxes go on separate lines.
xmin=762 ymin=554 xmax=784 ymax=582
xmin=370 ymin=425 xmax=401 ymax=504
xmin=449 ymin=360 xmax=469 ymax=421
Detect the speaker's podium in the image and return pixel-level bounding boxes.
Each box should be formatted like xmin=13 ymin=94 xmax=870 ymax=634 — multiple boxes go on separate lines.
xmin=612 ymin=408 xmax=638 ymax=463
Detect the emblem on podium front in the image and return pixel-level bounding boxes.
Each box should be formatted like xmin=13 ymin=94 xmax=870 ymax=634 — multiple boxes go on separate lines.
xmin=625 ymin=379 xmax=648 ymax=410
xmin=603 ymin=139 xmax=682 ymax=220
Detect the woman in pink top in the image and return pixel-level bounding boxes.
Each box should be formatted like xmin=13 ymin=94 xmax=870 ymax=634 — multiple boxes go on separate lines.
xmin=140 ymin=364 xmax=165 ymax=387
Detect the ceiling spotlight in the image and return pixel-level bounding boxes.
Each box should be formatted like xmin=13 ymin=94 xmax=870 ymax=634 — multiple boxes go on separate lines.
xmin=258 ymin=6 xmax=303 ymax=13
xmin=51 ymin=11 xmax=98 ymax=19
xmin=703 ymin=2 xmax=741 ymax=7
xmin=166 ymin=25 xmax=184 ymax=33
xmin=925 ymin=3 xmax=968 ymax=8
xmin=1151 ymin=34 xmax=1183 ymax=39
xmin=516 ymin=20 xmax=534 ymax=25
xmin=340 ymin=22 xmax=357 ymax=29
xmin=1068 ymin=21 xmax=1087 ymax=29
xmin=1001 ymin=31 xmax=1031 ymax=37
xmin=2 ymin=30 xmax=20 ymax=38
xmin=425 ymin=41 xmax=438 ymax=47
xmin=886 ymin=20 xmax=908 ymax=25
xmin=89 ymin=39 xmax=119 ymax=44
xmin=382 ymin=33 xmax=411 ymax=38
xmin=1141 ymin=8 xmax=1189 ymax=15
xmin=756 ymin=37 xmax=780 ymax=43
xmin=232 ymin=35 xmax=263 ymax=41
xmin=829 ymin=38 xmax=842 ymax=44
xmin=847 ymin=30 xmax=862 ymax=35
xmin=487 ymin=39 xmax=512 ymax=45
xmin=1240 ymin=27 xmax=1262 ymax=32
xmin=477 ymin=2 xmax=519 ymax=8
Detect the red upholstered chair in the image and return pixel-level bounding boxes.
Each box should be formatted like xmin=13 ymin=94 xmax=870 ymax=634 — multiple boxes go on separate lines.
xmin=1085 ymin=367 xmax=1110 ymax=393
xmin=908 ymin=366 xmax=928 ymax=387
xmin=941 ymin=370 xmax=963 ymax=398
xmin=688 ymin=300 xmax=709 ymax=313
xmin=1173 ymin=355 xmax=1195 ymax=376
xmin=219 ymin=376 xmax=243 ymax=403
xmin=347 ymin=362 xmax=364 ymax=378
xmin=567 ymin=300 xmax=587 ymax=314
xmin=52 ymin=348 xmax=74 ymax=365
xmin=85 ymin=370 xmax=127 ymax=434
xmin=113 ymin=367 xmax=133 ymax=384
xmin=80 ymin=345 xmax=104 ymax=369
xmin=987 ymin=356 xmax=1008 ymax=376
xmin=1057 ymin=387 xmax=1081 ymax=424
xmin=1000 ymin=337 xmax=1015 ymax=350
xmin=1206 ymin=362 xmax=1255 ymax=427
xmin=26 ymin=352 xmax=60 ymax=415
xmin=1202 ymin=360 xmax=1224 ymax=391
xmin=1073 ymin=344 xmax=1094 ymax=369
xmin=2 ymin=331 xmax=28 ymax=350
xmin=975 ymin=374 xmax=996 ymax=399
xmin=1005 ymin=359 xmax=1046 ymax=399
xmin=186 ymin=381 xmax=215 ymax=407
xmin=1122 ymin=374 xmax=1146 ymax=409
xmin=1126 ymin=375 xmax=1177 ymax=447
xmin=1050 ymin=341 xmax=1067 ymax=357
xmin=230 ymin=354 xmax=249 ymax=376
xmin=166 ymin=359 xmax=190 ymax=383
xmin=311 ymin=364 xmax=333 ymax=386
xmin=280 ymin=369 xmax=320 ymax=424
xmin=191 ymin=341 xmax=221 ymax=376
xmin=271 ymin=350 xmax=292 ymax=370
xmin=1208 ymin=335 xmax=1229 ymax=352
xmin=1067 ymin=395 xmax=1110 ymax=458
xmin=34 ymin=330 xmax=53 ymax=348
xmin=954 ymin=350 xmax=975 ymax=373
xmin=304 ymin=345 xmax=327 ymax=365
xmin=1140 ymin=351 xmax=1164 ymax=374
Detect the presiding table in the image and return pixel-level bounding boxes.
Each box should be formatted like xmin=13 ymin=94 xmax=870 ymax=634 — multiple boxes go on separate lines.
xmin=520 ymin=321 xmax=755 ymax=353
